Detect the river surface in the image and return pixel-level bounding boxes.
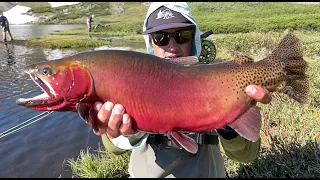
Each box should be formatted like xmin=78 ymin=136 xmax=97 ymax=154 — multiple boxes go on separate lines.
xmin=0 ymin=24 xmax=145 ymax=178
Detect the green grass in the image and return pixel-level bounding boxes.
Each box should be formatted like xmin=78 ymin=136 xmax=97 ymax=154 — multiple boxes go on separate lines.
xmin=25 ymin=2 xmax=320 ymax=42
xmin=50 ymin=28 xmax=145 ymax=42
xmin=24 ymin=35 xmax=111 ymax=49
xmin=207 ymin=30 xmax=320 ymax=60
xmin=18 ymin=2 xmax=50 ymax=8
xmin=189 ymin=2 xmax=320 ymax=33
xmin=65 ymin=145 xmax=130 ymax=178
xmin=27 ymin=6 xmax=55 ymax=13
xmin=26 ymin=2 xmax=144 ymax=25
xmin=224 ymin=93 xmax=320 ymax=178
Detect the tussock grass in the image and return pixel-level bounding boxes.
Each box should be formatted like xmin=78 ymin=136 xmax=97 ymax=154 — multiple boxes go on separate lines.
xmin=189 ymin=2 xmax=320 ymax=33
xmin=208 ymin=30 xmax=320 ymax=60
xmin=224 ymin=96 xmax=320 ymax=178
xmin=24 ymin=35 xmax=111 ymax=49
xmin=65 ymin=145 xmax=130 ymax=178
xmin=51 ymin=28 xmax=145 ymax=42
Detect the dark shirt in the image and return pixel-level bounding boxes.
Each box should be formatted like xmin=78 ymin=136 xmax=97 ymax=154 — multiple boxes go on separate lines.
xmin=0 ymin=15 xmax=9 ymax=27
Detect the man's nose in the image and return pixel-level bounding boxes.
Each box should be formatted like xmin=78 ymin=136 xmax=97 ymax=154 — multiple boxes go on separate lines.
xmin=167 ymin=37 xmax=179 ymax=52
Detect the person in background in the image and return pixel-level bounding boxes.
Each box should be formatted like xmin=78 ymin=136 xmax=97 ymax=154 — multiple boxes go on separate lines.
xmin=0 ymin=12 xmax=13 ymax=42
xmin=86 ymin=14 xmax=94 ymax=33
xmin=92 ymin=2 xmax=271 ymax=178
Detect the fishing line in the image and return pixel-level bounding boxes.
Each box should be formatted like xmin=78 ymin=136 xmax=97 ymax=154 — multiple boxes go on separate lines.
xmin=0 ymin=111 xmax=53 ymax=139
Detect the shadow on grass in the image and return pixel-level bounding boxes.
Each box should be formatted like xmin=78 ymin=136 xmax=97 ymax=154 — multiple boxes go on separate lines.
xmin=226 ymin=138 xmax=320 ymax=178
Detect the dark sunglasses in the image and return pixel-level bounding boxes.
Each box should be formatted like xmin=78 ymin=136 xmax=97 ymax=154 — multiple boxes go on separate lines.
xmin=150 ymin=29 xmax=194 ymax=46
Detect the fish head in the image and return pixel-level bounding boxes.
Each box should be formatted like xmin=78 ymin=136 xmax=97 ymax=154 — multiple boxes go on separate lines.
xmin=16 ymin=58 xmax=93 ymax=111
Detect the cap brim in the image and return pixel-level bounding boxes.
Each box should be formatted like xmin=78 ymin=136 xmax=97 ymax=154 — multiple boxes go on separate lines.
xmin=142 ymin=23 xmax=194 ymax=35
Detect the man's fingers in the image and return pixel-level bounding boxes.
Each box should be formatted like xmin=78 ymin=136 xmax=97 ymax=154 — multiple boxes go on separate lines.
xmin=93 ymin=102 xmax=103 ymax=113
xmin=97 ymin=101 xmax=114 ymax=124
xmin=106 ymin=104 xmax=125 ymax=138
xmin=92 ymin=101 xmax=114 ymax=136
xmin=120 ymin=114 xmax=137 ymax=136
xmin=93 ymin=120 xmax=107 ymax=136
xmin=92 ymin=101 xmax=134 ymax=138
xmin=245 ymin=85 xmax=272 ymax=104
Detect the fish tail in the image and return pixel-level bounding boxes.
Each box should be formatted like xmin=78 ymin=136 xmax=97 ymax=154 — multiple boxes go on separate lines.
xmin=269 ymin=33 xmax=309 ymax=103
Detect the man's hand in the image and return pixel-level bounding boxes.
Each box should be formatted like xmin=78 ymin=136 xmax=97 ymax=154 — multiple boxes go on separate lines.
xmin=93 ymin=101 xmax=137 ymax=138
xmin=245 ymin=85 xmax=272 ymax=104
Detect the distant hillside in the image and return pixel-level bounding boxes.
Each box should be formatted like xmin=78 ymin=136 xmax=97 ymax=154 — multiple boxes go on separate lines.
xmin=18 ymin=2 xmax=51 ymax=8
xmin=0 ymin=2 xmax=18 ymax=12
xmin=2 ymin=2 xmax=319 ymax=34
xmin=0 ymin=2 xmax=53 ymax=13
xmin=20 ymin=2 xmax=149 ymax=25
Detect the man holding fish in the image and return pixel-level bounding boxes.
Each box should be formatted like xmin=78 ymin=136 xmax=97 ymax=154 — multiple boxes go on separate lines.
xmin=16 ymin=2 xmax=307 ymax=178
xmin=93 ymin=2 xmax=271 ymax=178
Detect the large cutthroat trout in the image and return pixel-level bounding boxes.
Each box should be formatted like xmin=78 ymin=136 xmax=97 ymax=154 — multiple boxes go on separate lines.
xmin=16 ymin=33 xmax=309 ymax=154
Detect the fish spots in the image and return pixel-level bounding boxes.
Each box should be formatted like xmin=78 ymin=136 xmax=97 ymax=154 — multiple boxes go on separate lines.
xmin=233 ymin=55 xmax=254 ymax=65
xmin=229 ymin=34 xmax=307 ymax=101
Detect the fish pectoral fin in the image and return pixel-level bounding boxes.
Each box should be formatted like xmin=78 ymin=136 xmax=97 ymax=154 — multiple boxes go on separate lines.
xmin=168 ymin=134 xmax=183 ymax=148
xmin=229 ymin=106 xmax=261 ymax=142
xmin=233 ymin=55 xmax=254 ymax=64
xmin=77 ymin=103 xmax=98 ymax=132
xmin=168 ymin=131 xmax=198 ymax=154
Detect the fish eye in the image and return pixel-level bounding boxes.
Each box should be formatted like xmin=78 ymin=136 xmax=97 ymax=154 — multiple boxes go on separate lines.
xmin=41 ymin=66 xmax=52 ymax=76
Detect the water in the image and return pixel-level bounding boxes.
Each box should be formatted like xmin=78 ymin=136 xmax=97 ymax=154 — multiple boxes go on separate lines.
xmin=8 ymin=24 xmax=87 ymax=40
xmin=0 ymin=24 xmax=145 ymax=177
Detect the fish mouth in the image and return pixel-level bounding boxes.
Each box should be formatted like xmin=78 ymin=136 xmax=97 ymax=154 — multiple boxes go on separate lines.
xmin=16 ymin=73 xmax=64 ymax=109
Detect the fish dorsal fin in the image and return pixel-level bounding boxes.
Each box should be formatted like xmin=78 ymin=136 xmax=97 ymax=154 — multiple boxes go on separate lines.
xmin=229 ymin=106 xmax=261 ymax=142
xmin=168 ymin=131 xmax=198 ymax=154
xmin=233 ymin=55 xmax=254 ymax=65
xmin=77 ymin=103 xmax=99 ymax=132
xmin=169 ymin=56 xmax=199 ymax=66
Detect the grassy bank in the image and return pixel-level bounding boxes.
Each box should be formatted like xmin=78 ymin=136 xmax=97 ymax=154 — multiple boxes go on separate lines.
xmin=190 ymin=2 xmax=320 ymax=33
xmin=24 ymin=35 xmax=112 ymax=49
xmin=66 ymin=145 xmax=130 ymax=178
xmin=25 ymin=2 xmax=320 ymax=35
xmin=26 ymin=2 xmax=147 ymax=26
xmin=22 ymin=2 xmax=320 ymax=51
